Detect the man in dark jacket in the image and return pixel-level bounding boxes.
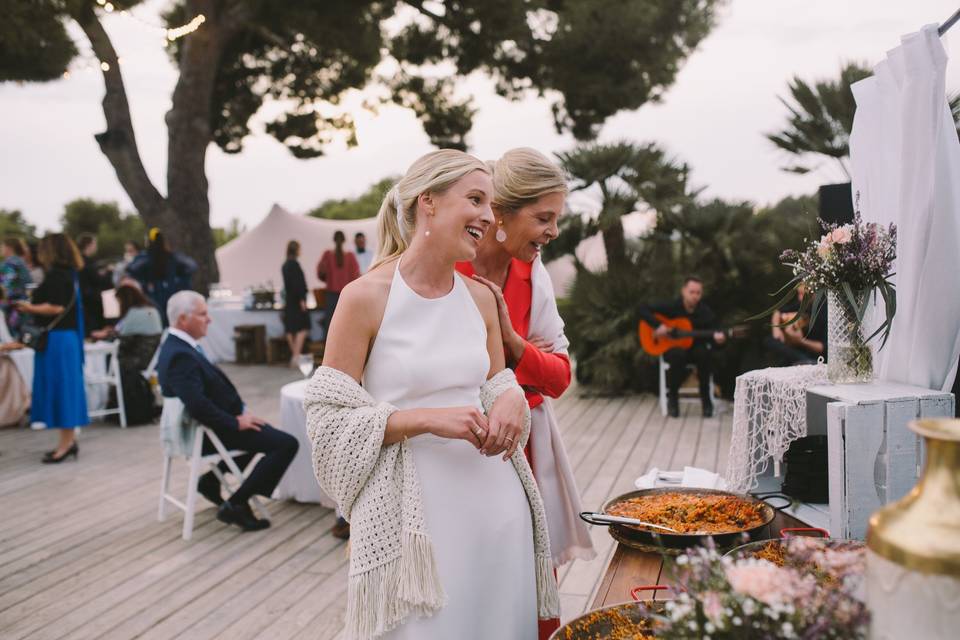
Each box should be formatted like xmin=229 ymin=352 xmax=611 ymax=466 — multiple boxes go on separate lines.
xmin=157 ymin=291 xmax=298 ymax=531
xmin=639 ymin=276 xmax=726 ymax=418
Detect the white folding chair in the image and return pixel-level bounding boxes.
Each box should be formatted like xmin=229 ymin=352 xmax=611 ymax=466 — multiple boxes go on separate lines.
xmin=142 ymin=329 xmax=168 ymax=403
xmin=84 ymin=341 xmax=127 ymax=428
xmin=659 ymin=356 xmax=718 ymax=416
xmin=158 ymin=402 xmax=269 ymax=540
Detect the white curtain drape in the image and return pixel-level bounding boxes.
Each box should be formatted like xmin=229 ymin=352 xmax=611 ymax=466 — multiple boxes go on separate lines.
xmin=849 ymin=24 xmax=960 ymax=392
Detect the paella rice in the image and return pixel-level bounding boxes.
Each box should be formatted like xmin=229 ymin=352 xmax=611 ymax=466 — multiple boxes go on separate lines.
xmin=562 ymin=606 xmax=657 ymax=639
xmin=606 ymin=493 xmax=767 ymax=534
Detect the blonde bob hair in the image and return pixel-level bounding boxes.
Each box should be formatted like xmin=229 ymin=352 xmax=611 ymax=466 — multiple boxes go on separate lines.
xmin=489 ymin=147 xmax=568 ymax=215
xmin=372 ymin=149 xmax=489 ymax=269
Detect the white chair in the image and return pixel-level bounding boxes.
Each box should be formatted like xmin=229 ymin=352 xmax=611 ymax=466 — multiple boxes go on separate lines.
xmin=141 ymin=329 xmax=168 ymax=403
xmin=84 ymin=341 xmax=126 ymax=428
xmin=158 ymin=400 xmax=269 ymax=540
xmin=658 ymin=356 xmax=718 ymax=417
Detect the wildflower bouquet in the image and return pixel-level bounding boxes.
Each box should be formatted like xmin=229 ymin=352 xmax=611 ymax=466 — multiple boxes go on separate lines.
xmin=653 ymin=540 xmax=869 ymax=640
xmin=758 ymin=209 xmax=896 ymax=382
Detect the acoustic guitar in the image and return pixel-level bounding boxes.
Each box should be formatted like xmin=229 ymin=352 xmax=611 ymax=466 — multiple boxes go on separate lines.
xmin=638 ymin=313 xmax=748 ymax=357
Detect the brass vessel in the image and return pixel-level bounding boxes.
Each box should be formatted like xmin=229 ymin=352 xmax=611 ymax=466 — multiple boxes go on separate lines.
xmin=867 ymin=418 xmax=960 ymax=577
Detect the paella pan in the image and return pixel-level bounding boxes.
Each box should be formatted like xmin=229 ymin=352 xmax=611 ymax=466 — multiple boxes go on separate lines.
xmin=580 ymin=487 xmax=791 ymax=551
xmin=550 ymin=593 xmax=668 ymax=640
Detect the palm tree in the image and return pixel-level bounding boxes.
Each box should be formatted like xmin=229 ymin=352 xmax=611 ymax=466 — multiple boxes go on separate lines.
xmin=766 ymin=62 xmax=872 ymax=179
xmin=555 ymin=141 xmax=691 ymax=273
xmin=768 ymin=62 xmax=960 ymax=180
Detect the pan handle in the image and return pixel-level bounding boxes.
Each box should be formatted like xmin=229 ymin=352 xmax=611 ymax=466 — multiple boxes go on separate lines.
xmin=780 ymin=527 xmax=830 ymax=539
xmin=579 ymin=512 xmax=612 ymax=526
xmin=631 ymin=585 xmax=672 ymax=601
xmin=752 ymin=492 xmax=792 ymax=511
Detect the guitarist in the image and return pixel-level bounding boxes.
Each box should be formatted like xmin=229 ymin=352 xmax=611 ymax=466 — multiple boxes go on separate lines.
xmin=766 ymin=282 xmax=826 ymax=366
xmin=639 ymin=276 xmax=725 ymax=418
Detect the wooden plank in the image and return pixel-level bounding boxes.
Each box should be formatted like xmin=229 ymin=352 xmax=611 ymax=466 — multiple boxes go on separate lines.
xmin=692 ymin=410 xmax=721 ymax=471
xmin=883 ymin=399 xmax=921 ymax=504
xmin=560 ymin=399 xmax=650 ymax=597
xmin=122 ymin=511 xmax=339 ymax=640
xmin=209 ymin=542 xmax=348 ymax=640
xmin=668 ymin=405 xmax=703 ymax=470
xmin=562 ymin=398 xmax=661 ymax=607
xmin=591 ymin=545 xmax=663 ymax=608
xmin=564 ymin=398 xmax=625 ymax=471
xmin=826 ymin=402 xmax=848 ymax=539
xmin=838 ymin=401 xmax=885 ymax=540
xmin=63 ymin=505 xmax=316 ymax=640
xmin=716 ymin=413 xmax=734 ymax=476
xmin=0 ymin=501 xmax=298 ymax=639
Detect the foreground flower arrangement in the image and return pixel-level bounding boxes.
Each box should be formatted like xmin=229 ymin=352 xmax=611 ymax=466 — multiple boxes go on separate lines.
xmin=651 ymin=539 xmax=869 ymax=639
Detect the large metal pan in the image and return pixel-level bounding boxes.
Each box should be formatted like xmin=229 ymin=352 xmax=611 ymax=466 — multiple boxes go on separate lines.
xmin=549 ymin=597 xmax=667 ymax=640
xmin=725 ymin=527 xmax=865 ymax=565
xmin=580 ymin=487 xmax=791 ymax=551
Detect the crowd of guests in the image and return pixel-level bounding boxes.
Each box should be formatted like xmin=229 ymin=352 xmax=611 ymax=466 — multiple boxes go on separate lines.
xmin=0 ymin=227 xmax=196 ymax=458
xmin=280 ymin=230 xmax=367 ymax=367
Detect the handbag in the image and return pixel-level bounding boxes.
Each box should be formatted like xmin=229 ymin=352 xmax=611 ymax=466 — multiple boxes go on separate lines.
xmin=20 ymin=293 xmax=76 ymax=353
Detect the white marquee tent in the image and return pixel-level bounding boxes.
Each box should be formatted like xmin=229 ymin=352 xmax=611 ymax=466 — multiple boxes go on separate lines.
xmin=215 ymin=204 xmax=379 ymax=292
xmin=215 ymin=202 xmax=616 ymax=299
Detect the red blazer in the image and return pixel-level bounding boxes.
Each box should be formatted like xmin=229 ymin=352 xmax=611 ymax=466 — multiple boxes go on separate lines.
xmin=456 ymin=259 xmax=571 ymax=410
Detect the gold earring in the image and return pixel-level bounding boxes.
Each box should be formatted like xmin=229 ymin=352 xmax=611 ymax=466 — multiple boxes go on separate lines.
xmin=495 ymin=219 xmax=507 ymax=243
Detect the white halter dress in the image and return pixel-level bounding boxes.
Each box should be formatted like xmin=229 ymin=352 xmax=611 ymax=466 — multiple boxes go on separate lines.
xmin=364 ymin=262 xmax=537 ymax=639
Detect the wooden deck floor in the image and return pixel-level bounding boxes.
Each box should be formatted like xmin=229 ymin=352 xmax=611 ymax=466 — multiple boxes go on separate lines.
xmin=0 ymin=364 xmax=731 ymax=639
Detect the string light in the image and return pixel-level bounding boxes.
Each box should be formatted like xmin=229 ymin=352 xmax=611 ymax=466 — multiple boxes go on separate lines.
xmin=60 ymin=3 xmax=207 ymax=80
xmin=165 ymin=15 xmax=206 ymax=41
xmin=94 ymin=0 xmax=206 ymax=43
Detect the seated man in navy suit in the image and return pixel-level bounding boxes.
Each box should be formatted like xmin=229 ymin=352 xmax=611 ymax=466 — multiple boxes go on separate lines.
xmin=157 ymin=291 xmax=298 ymax=531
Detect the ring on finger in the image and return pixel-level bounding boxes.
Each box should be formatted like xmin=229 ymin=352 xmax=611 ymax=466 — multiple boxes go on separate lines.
xmin=505 ymin=437 xmax=514 ymax=444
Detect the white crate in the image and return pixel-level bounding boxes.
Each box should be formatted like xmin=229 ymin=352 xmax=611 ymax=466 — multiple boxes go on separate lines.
xmin=806 ymin=382 xmax=954 ymax=539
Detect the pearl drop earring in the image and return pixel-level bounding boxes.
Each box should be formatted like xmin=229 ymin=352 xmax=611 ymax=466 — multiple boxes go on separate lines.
xmin=495 ymin=219 xmax=507 ymax=243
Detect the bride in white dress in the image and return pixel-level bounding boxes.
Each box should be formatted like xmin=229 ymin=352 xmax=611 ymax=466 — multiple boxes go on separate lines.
xmin=320 ymin=150 xmax=543 ymax=639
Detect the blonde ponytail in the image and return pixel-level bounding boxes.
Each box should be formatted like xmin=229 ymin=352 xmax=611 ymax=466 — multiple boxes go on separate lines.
xmin=371 ymin=149 xmax=489 ymax=269
xmin=373 ymin=186 xmax=410 ymax=267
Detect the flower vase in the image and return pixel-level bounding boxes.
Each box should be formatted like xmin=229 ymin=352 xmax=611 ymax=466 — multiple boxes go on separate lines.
xmin=827 ymin=288 xmax=873 ymax=383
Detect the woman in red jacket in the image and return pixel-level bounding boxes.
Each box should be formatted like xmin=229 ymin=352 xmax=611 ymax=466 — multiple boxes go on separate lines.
xmin=456 ymin=148 xmax=595 ymax=639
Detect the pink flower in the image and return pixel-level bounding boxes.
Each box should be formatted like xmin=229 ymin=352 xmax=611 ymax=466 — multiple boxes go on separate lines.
xmin=725 ymin=559 xmax=814 ymax=606
xmin=701 ymin=591 xmax=724 ymax=623
xmin=824 ymin=226 xmax=853 ymax=245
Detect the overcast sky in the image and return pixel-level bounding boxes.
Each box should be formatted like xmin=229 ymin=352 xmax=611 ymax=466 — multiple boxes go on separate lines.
xmin=2 ymin=0 xmax=959 ymax=233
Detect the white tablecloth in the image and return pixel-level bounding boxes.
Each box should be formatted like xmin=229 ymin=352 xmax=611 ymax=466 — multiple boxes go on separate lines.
xmin=11 ymin=343 xmax=111 ymax=422
xmin=724 ymin=363 xmax=829 ymax=492
xmin=275 ymin=379 xmax=335 ymax=507
xmin=203 ymin=304 xmax=325 ymax=363
xmin=8 ymin=348 xmax=33 ymax=388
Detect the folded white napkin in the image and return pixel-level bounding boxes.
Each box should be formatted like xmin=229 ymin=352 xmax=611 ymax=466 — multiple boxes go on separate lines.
xmin=634 ymin=466 xmax=728 ymax=491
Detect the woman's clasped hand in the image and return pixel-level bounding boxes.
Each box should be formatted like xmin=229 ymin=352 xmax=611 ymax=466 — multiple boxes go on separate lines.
xmin=416 ymin=388 xmax=524 ymax=460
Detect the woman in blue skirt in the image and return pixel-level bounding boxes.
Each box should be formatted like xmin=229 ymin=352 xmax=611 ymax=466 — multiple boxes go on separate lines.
xmin=16 ymin=233 xmax=88 ymax=463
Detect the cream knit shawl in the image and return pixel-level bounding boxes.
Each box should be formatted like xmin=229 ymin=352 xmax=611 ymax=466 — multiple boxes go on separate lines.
xmin=304 ymin=365 xmax=560 ymax=639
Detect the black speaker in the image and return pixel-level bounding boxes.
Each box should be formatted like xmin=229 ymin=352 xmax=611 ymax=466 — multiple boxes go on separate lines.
xmin=818 ymin=183 xmax=854 ymax=225
xmin=781 ymin=435 xmax=829 ymax=503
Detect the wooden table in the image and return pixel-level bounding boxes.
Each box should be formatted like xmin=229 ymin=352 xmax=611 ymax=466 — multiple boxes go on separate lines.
xmin=592 ymin=510 xmax=809 ymax=608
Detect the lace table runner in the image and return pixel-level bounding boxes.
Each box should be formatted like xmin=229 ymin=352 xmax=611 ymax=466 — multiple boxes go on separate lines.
xmin=725 ymin=364 xmax=829 ymax=492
